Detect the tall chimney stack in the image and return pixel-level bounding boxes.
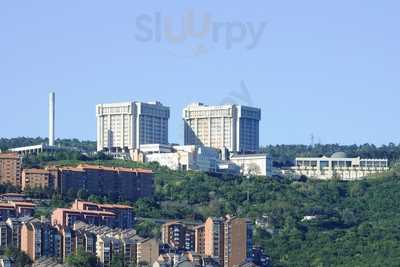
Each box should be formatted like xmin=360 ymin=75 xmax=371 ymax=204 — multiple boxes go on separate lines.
xmin=49 ymin=92 xmax=55 ymax=146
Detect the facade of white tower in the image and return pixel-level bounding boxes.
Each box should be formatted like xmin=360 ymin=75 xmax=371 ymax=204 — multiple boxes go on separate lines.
xmin=49 ymin=92 xmax=55 ymax=146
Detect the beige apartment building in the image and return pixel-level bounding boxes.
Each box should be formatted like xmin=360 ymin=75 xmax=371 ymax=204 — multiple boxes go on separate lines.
xmin=137 ymin=238 xmax=159 ymax=266
xmin=194 ymin=224 xmax=206 ymax=255
xmin=21 ymin=218 xmax=62 ymax=262
xmin=203 ymin=216 xmax=252 ymax=267
xmin=0 ymin=153 xmax=22 ymax=187
xmin=96 ymin=101 xmax=170 ymax=152
xmin=223 ymin=216 xmax=253 ymax=267
xmin=21 ymin=169 xmax=52 ymax=190
xmin=204 ymin=217 xmax=225 ymax=266
xmin=183 ymin=103 xmax=261 ymax=153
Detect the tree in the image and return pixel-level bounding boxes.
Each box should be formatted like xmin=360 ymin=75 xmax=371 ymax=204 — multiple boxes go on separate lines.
xmin=111 ymin=254 xmax=124 ymax=267
xmin=3 ymin=247 xmax=32 ymax=267
xmin=66 ymin=250 xmax=98 ymax=267
xmin=77 ymin=189 xmax=88 ymax=200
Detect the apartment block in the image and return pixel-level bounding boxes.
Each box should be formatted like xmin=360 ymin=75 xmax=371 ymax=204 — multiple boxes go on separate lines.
xmin=183 ymin=103 xmax=261 ymax=153
xmin=72 ymin=199 xmax=135 ymax=229
xmin=22 ymin=169 xmax=53 ymax=191
xmin=21 ymin=218 xmax=62 ymax=261
xmin=96 ymin=101 xmax=170 ymax=152
xmin=73 ymin=229 xmax=96 ymax=255
xmin=204 ymin=217 xmax=225 ymax=265
xmin=73 ymin=221 xmax=153 ymax=267
xmin=0 ymin=153 xmax=22 ymax=187
xmin=223 ymin=216 xmax=253 ymax=267
xmin=194 ymin=224 xmax=205 ymax=255
xmin=137 ymin=238 xmax=159 ymax=266
xmin=0 ymin=201 xmax=36 ymax=220
xmin=161 ymin=221 xmax=196 ymax=251
xmin=54 ymin=164 xmax=154 ymax=202
xmin=51 ymin=208 xmax=116 ymax=228
xmin=6 ymin=218 xmax=22 ymax=249
xmin=19 ymin=165 xmax=154 ymax=202
xmin=58 ymin=226 xmax=74 ymax=262
xmin=0 ymin=221 xmax=9 ymax=249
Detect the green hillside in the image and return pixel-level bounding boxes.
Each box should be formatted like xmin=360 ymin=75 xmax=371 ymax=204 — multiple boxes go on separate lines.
xmin=31 ymin=158 xmax=400 ymax=267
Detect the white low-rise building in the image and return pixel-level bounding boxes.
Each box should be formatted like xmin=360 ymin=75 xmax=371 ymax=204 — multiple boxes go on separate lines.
xmin=230 ymin=154 xmax=273 ymax=177
xmin=139 ymin=144 xmax=273 ymax=177
xmin=292 ymin=152 xmax=389 ymax=180
xmin=144 ymin=145 xmax=220 ymax=173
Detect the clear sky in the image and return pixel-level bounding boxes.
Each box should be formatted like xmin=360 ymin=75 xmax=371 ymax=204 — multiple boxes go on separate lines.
xmin=0 ymin=0 xmax=399 ymax=145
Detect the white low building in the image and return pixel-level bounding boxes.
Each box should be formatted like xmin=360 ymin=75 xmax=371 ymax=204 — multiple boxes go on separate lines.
xmin=292 ymin=152 xmax=389 ymax=180
xmin=144 ymin=145 xmax=220 ymax=173
xmin=230 ymin=154 xmax=273 ymax=177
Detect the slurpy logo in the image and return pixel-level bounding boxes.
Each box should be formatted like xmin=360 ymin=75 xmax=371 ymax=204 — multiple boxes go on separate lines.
xmin=135 ymin=11 xmax=267 ymax=56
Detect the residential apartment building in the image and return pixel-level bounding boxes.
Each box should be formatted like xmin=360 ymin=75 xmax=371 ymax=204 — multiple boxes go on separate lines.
xmin=96 ymin=101 xmax=170 ymax=152
xmin=0 ymin=153 xmax=22 ymax=187
xmin=161 ymin=221 xmax=196 ymax=251
xmin=51 ymin=208 xmax=116 ymax=228
xmin=73 ymin=221 xmax=156 ymax=267
xmin=0 ymin=222 xmax=9 ymax=249
xmin=194 ymin=224 xmax=205 ymax=255
xmin=183 ymin=103 xmax=261 ymax=153
xmin=0 ymin=201 xmax=36 ymax=220
xmin=137 ymin=238 xmax=159 ymax=266
xmin=22 ymin=169 xmax=53 ymax=190
xmin=6 ymin=218 xmax=23 ymax=249
xmin=60 ymin=164 xmax=154 ymax=202
xmin=223 ymin=216 xmax=253 ymax=267
xmin=72 ymin=200 xmax=135 ymax=229
xmin=203 ymin=216 xmax=253 ymax=267
xmin=204 ymin=217 xmax=225 ymax=266
xmin=293 ymin=152 xmax=389 ymax=180
xmin=21 ymin=218 xmax=62 ymax=262
xmin=38 ymin=164 xmax=155 ymax=202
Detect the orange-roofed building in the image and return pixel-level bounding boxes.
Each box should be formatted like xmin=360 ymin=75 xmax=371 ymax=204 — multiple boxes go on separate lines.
xmin=51 ymin=208 xmax=116 ymax=228
xmin=71 ymin=199 xmax=134 ymax=229
xmin=21 ymin=168 xmax=53 ymax=191
xmin=0 ymin=153 xmax=22 ymax=187
xmin=0 ymin=201 xmax=36 ymax=220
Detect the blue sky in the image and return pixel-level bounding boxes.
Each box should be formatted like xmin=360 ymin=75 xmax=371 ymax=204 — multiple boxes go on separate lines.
xmin=0 ymin=0 xmax=399 ymax=145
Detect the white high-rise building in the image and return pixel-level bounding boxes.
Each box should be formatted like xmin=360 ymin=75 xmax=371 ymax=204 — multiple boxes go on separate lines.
xmin=96 ymin=101 xmax=170 ymax=152
xmin=183 ymin=103 xmax=261 ymax=153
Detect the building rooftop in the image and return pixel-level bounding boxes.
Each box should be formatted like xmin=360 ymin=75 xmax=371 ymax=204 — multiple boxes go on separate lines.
xmin=77 ymin=164 xmax=153 ymax=174
xmin=54 ymin=208 xmax=116 ymax=217
xmin=231 ymin=153 xmax=269 ymax=158
xmin=13 ymin=202 xmax=37 ymax=207
xmin=0 ymin=152 xmax=20 ymax=159
xmin=0 ymin=201 xmax=36 ymax=209
xmin=75 ymin=200 xmax=132 ymax=210
xmin=331 ymin=152 xmax=348 ymax=158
